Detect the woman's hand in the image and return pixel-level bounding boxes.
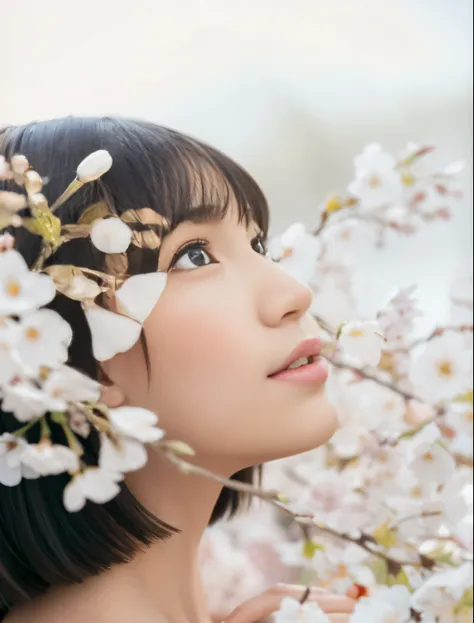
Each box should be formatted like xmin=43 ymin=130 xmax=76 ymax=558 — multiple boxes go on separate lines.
xmin=222 ymin=584 xmax=356 ymax=622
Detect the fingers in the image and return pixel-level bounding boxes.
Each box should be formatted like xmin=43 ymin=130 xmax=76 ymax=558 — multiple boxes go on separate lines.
xmin=223 ymin=584 xmax=355 ymax=623
xmin=309 ymin=594 xmax=355 ymax=613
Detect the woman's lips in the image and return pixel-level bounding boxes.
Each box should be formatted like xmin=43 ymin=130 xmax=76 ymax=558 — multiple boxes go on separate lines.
xmin=268 ymin=356 xmax=329 ymax=385
xmin=268 ymin=337 xmax=329 ymax=386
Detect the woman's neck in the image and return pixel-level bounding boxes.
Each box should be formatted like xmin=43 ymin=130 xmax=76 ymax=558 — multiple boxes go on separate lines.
xmin=9 ymin=451 xmax=233 ymax=623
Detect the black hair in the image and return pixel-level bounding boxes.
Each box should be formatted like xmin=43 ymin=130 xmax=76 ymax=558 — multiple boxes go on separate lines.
xmin=0 ymin=116 xmax=269 ymax=618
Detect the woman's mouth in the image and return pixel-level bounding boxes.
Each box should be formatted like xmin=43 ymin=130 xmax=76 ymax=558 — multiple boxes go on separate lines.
xmin=268 ymin=356 xmax=329 ymax=385
xmin=268 ymin=338 xmax=329 ymax=386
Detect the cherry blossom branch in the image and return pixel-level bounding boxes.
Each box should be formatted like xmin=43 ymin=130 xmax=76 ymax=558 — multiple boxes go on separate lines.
xmin=156 ymin=442 xmax=437 ymax=574
xmin=388 ymin=324 xmax=474 ymax=353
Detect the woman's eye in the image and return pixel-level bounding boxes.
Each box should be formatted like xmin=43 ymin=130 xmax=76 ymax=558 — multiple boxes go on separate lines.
xmin=171 ymin=242 xmax=214 ymax=271
xmin=252 ymin=237 xmax=267 ymax=256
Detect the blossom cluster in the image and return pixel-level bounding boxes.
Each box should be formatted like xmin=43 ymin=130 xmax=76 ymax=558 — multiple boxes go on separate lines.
xmin=202 ymin=144 xmax=473 ymax=622
xmin=0 ymin=151 xmax=167 ymax=511
xmin=1 ymin=143 xmax=472 ymax=621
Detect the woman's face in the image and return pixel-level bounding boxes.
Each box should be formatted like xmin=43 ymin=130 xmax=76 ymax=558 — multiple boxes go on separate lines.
xmin=104 ymin=202 xmax=338 ymax=470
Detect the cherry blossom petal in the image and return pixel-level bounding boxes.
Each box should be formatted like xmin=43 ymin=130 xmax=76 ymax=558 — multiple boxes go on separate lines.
xmin=108 ymin=406 xmax=164 ymax=443
xmin=115 ymin=272 xmax=167 ymax=324
xmin=90 ymin=217 xmax=132 ymax=254
xmin=84 ymin=303 xmax=142 ymax=361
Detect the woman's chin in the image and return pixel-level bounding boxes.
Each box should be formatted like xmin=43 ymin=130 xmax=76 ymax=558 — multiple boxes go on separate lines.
xmin=279 ymin=401 xmax=339 ymax=459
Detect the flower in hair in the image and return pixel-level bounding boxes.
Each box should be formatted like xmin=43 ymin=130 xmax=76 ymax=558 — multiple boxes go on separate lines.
xmin=0 ymin=249 xmax=56 ymax=316
xmin=63 ymin=467 xmax=123 ymax=512
xmin=90 ymin=217 xmax=133 ymax=254
xmin=0 ymin=149 xmax=168 ymax=514
xmin=83 ymin=271 xmax=168 ymax=361
xmin=76 ymin=150 xmax=113 ymax=183
xmin=0 ymin=434 xmax=28 ymax=487
xmin=13 ymin=308 xmax=72 ymax=374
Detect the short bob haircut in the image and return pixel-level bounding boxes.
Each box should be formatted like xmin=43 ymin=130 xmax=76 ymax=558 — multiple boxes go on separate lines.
xmin=0 ymin=117 xmax=269 ymax=618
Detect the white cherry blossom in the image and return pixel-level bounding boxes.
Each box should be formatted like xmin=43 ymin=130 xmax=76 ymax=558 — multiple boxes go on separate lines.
xmin=90 ymin=217 xmax=132 ymax=254
xmin=338 ymin=320 xmax=385 ymax=367
xmin=348 ymin=143 xmax=404 ymax=211
xmin=14 ymin=309 xmax=72 ymax=374
xmin=411 ymin=564 xmax=473 ymax=618
xmin=63 ymin=467 xmax=123 ymax=512
xmin=42 ymin=365 xmax=101 ymax=406
xmin=410 ymin=332 xmax=472 ymax=403
xmin=21 ymin=441 xmax=80 ymax=476
xmin=0 ymin=249 xmax=56 ymax=316
xmin=0 ymin=381 xmax=64 ymax=422
xmin=108 ymin=406 xmax=164 ymax=444
xmin=268 ymin=223 xmax=321 ymax=285
xmin=409 ymin=442 xmax=456 ymax=486
xmin=274 ymin=596 xmax=330 ymax=623
xmin=351 ymin=585 xmax=411 ymax=623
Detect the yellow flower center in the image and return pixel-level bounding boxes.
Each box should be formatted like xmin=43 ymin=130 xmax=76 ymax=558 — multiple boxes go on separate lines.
xmin=438 ymin=360 xmax=454 ymax=378
xmin=368 ymin=174 xmax=382 ymax=189
xmin=401 ymin=172 xmax=416 ymax=187
xmin=25 ymin=327 xmax=40 ymax=341
xmin=349 ymin=329 xmax=364 ymax=337
xmin=6 ymin=279 xmax=21 ymax=297
xmin=326 ymin=195 xmax=342 ymax=214
xmin=282 ymin=247 xmax=294 ymax=259
xmin=423 ymin=451 xmax=435 ymax=462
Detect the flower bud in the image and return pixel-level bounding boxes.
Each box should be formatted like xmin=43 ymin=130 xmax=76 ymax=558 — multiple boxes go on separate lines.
xmin=10 ymin=154 xmax=30 ymax=175
xmin=24 ymin=171 xmax=43 ymax=195
xmin=77 ymin=150 xmax=113 ymax=183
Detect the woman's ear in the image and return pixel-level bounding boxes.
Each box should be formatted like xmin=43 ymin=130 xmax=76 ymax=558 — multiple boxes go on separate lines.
xmin=100 ymin=383 xmax=126 ymax=408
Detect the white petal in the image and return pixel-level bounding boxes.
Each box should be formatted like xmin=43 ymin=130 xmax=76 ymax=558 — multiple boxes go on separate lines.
xmin=0 ymin=458 xmax=22 ymax=486
xmin=115 ymin=272 xmax=167 ymax=324
xmin=84 ymin=304 xmax=142 ymax=361
xmin=108 ymin=406 xmax=164 ymax=443
xmin=16 ymin=309 xmax=72 ymax=373
xmin=76 ymin=150 xmax=113 ymax=183
xmin=99 ymin=434 xmax=148 ymax=472
xmin=0 ymin=248 xmax=29 ymax=278
xmin=63 ymin=477 xmax=86 ymax=512
xmin=80 ymin=467 xmax=122 ymax=504
xmin=90 ymin=218 xmax=132 ymax=254
xmin=43 ymin=366 xmax=101 ymax=403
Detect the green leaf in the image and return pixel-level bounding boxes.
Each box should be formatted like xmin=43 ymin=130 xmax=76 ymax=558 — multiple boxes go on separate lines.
xmin=368 ymin=559 xmax=389 ymax=585
xmin=388 ymin=569 xmax=412 ymax=590
xmin=374 ymin=522 xmax=398 ymax=549
xmin=303 ymin=540 xmax=325 ymax=560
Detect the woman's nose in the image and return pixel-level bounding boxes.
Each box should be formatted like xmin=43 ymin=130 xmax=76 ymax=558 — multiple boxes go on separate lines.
xmin=257 ymin=260 xmax=313 ymax=328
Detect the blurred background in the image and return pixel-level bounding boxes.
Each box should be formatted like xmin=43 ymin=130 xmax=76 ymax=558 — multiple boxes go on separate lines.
xmin=2 ymin=2 xmax=472 ymax=616
xmin=1 ymin=0 xmax=472 ymax=328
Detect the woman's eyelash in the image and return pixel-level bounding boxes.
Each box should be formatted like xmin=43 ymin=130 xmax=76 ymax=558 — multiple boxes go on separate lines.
xmin=169 ymin=239 xmax=210 ymax=269
xmin=168 ymin=235 xmax=268 ymax=271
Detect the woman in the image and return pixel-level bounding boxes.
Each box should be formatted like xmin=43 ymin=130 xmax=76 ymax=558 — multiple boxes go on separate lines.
xmin=0 ymin=117 xmax=355 ymax=622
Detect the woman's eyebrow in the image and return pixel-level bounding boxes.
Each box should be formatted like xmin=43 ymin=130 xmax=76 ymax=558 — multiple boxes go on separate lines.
xmin=173 ymin=204 xmax=226 ymax=227
xmin=173 ymin=204 xmax=262 ymax=237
